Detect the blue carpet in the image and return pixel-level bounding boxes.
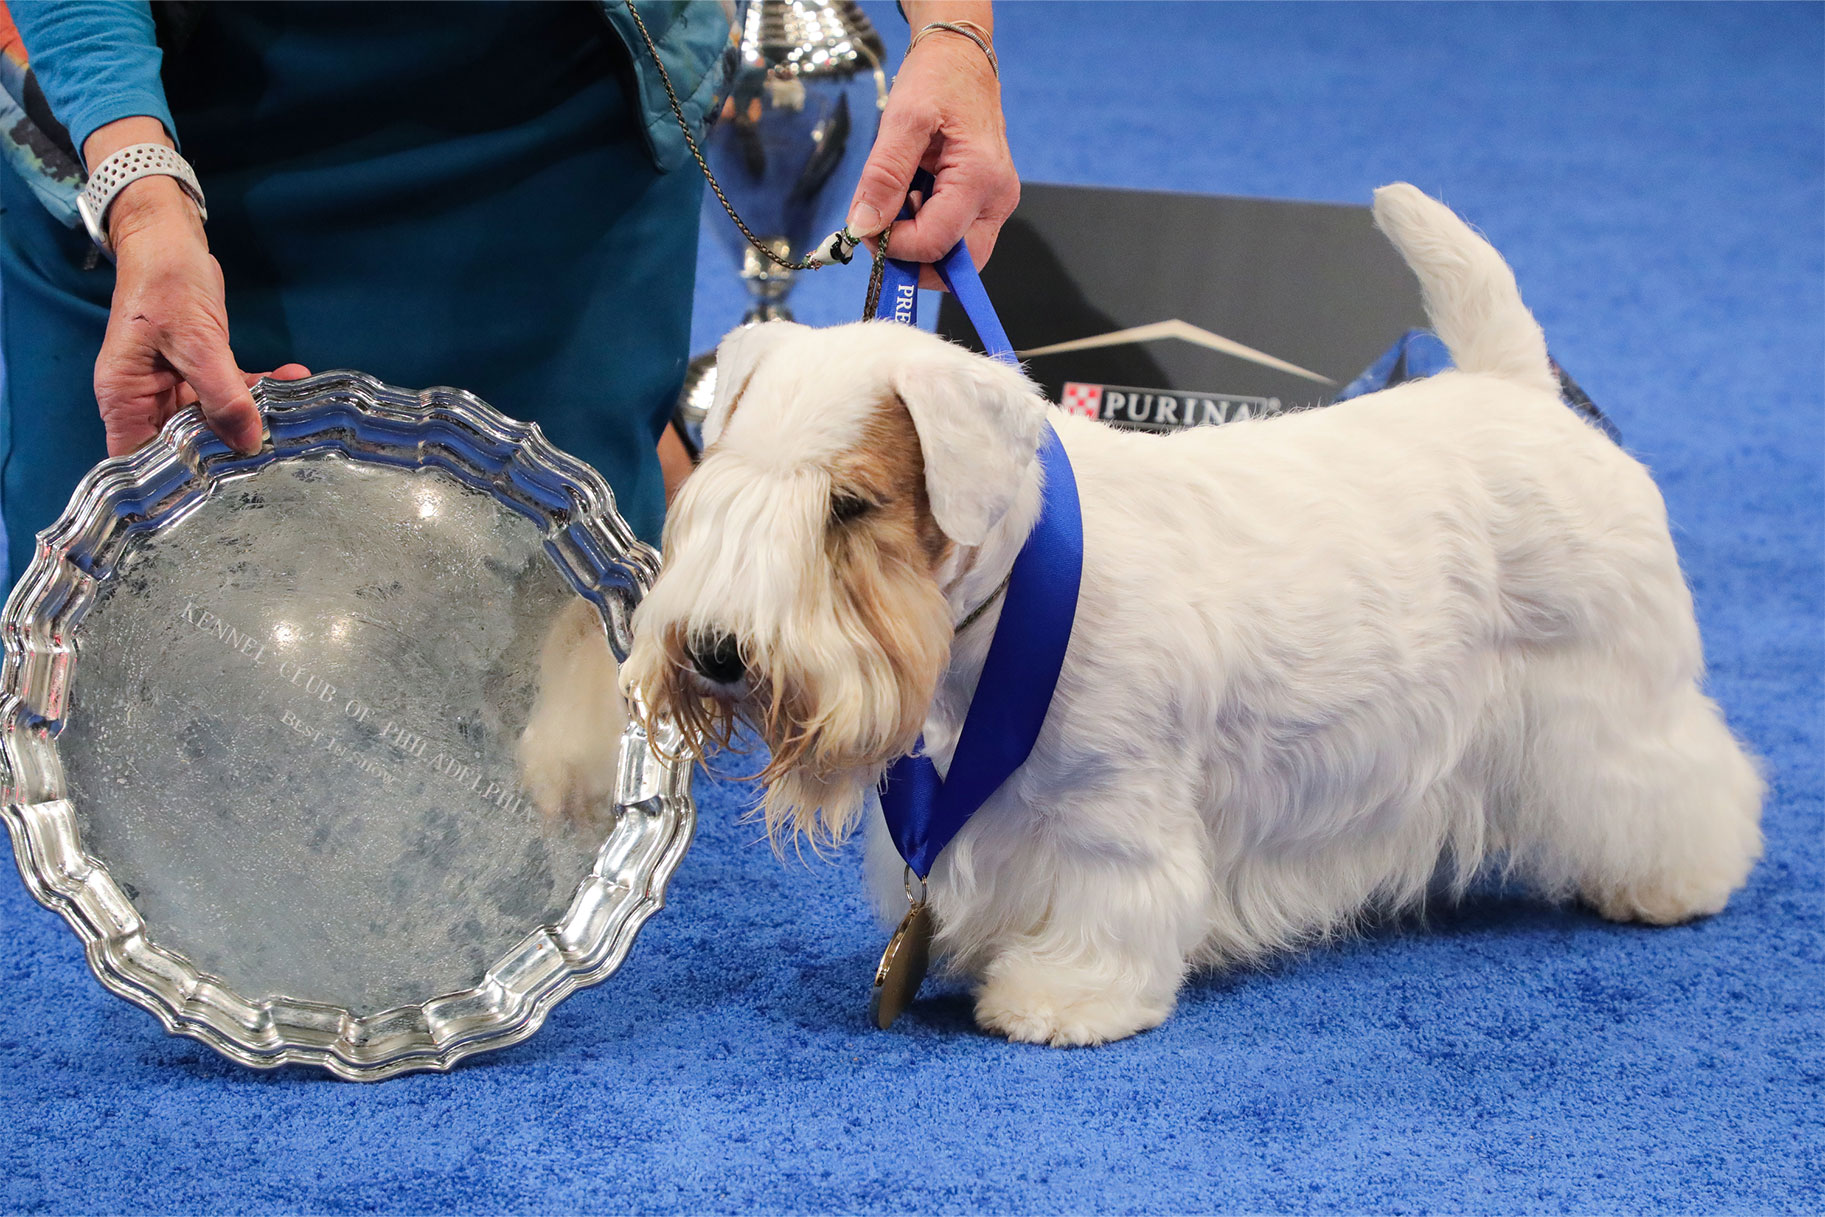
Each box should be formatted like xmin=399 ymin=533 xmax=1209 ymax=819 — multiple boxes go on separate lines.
xmin=4 ymin=3 xmax=1821 ymax=1213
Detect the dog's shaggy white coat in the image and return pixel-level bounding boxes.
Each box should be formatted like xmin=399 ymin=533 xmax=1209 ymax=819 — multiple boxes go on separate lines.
xmin=611 ymin=184 xmax=1763 ymax=1046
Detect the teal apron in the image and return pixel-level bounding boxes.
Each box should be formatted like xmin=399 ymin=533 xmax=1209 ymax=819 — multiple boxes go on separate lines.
xmin=0 ymin=1 xmax=702 ymax=582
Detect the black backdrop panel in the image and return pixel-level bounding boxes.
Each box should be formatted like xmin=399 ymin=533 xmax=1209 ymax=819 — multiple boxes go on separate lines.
xmin=937 ymin=183 xmax=1430 ymax=414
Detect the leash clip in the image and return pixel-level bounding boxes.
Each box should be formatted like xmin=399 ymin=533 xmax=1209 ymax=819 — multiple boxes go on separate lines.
xmin=807 ymin=225 xmax=863 ymax=268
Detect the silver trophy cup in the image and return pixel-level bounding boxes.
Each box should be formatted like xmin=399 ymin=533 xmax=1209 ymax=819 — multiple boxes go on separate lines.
xmin=677 ymin=0 xmax=889 ymax=448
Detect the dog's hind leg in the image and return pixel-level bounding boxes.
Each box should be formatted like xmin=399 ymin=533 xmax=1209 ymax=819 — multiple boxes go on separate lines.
xmin=1505 ymin=651 xmax=1764 ymax=925
xmin=969 ymin=844 xmax=1208 ymax=1047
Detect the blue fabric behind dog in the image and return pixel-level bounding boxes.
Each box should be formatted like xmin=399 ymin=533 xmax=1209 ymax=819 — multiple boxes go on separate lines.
xmin=2 ymin=3 xmax=1820 ymax=1212
xmin=1336 ymin=329 xmax=1623 ymax=442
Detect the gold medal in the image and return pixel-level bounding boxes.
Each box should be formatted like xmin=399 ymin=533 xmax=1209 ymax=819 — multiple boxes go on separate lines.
xmin=870 ymin=868 xmax=933 ymax=1029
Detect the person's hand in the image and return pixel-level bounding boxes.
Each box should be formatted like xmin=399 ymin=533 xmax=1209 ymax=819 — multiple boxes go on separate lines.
xmin=846 ymin=6 xmax=1018 ymax=289
xmin=85 ymin=118 xmax=309 ymax=457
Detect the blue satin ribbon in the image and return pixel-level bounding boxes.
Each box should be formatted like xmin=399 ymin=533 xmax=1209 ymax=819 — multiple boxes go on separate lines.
xmin=871 ymin=174 xmax=1084 ymax=879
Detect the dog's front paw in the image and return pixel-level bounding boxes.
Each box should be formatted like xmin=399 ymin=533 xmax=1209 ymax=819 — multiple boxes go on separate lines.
xmin=973 ymin=961 xmax=1172 ymax=1047
xmin=516 ymin=599 xmax=625 ymax=826
xmin=517 ymin=711 xmax=618 ymax=823
xmin=1583 ymin=876 xmax=1733 ymax=927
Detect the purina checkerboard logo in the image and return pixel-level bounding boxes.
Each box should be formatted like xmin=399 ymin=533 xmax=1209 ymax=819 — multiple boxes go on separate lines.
xmin=1061 ymin=382 xmax=1105 ymax=419
xmin=1060 ymin=382 xmax=1288 ymax=433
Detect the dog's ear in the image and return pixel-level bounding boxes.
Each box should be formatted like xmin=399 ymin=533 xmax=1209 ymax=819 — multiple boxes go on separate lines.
xmin=704 ymin=321 xmax=805 ymax=448
xmin=894 ymin=348 xmax=1049 ymax=546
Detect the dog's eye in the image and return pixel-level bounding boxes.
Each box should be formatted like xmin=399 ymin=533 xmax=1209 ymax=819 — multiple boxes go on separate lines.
xmin=830 ymin=492 xmax=874 ymax=525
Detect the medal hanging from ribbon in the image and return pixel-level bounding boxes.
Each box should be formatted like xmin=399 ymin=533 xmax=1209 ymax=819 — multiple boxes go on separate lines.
xmin=863 ymin=174 xmax=1085 ymax=1028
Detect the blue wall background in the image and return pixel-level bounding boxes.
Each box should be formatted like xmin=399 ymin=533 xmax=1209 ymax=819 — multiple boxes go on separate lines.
xmin=4 ymin=4 xmax=1821 ymax=1213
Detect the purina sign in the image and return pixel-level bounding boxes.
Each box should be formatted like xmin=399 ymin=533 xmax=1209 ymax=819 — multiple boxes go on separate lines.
xmin=1061 ymin=381 xmax=1286 ymax=432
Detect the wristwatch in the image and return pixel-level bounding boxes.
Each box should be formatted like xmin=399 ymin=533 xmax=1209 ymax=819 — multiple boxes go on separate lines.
xmin=76 ymin=143 xmax=209 ymax=260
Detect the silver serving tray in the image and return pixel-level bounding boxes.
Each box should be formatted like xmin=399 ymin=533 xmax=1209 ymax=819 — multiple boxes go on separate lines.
xmin=1 ymin=372 xmax=693 ymax=1079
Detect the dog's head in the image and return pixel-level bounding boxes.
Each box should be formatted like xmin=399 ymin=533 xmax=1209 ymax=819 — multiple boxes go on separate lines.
xmin=624 ymin=320 xmax=1048 ymax=846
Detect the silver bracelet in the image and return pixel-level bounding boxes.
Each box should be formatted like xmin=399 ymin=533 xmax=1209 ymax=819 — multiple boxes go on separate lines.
xmin=76 ymin=143 xmax=209 ymax=260
xmin=909 ymin=20 xmax=998 ymax=79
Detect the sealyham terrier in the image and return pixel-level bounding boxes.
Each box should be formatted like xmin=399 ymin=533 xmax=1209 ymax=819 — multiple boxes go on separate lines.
xmin=614 ymin=184 xmax=1764 ymax=1046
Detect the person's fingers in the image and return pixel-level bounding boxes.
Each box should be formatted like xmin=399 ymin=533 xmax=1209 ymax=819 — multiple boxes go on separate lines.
xmin=168 ymin=363 xmax=312 ymax=430
xmin=885 ymin=179 xmax=984 ymax=265
xmin=962 ymin=213 xmax=1003 ymax=269
xmin=909 ymin=226 xmax=1002 ymax=291
xmin=95 ymin=323 xmax=177 ymax=457
xmin=847 ymin=100 xmax=938 ymax=239
xmin=258 ymin=363 xmax=312 ymax=383
xmin=875 ymin=191 xmax=1007 ymax=290
xmin=172 ymin=333 xmax=265 ymax=455
xmin=101 ymin=400 xmax=169 ymax=458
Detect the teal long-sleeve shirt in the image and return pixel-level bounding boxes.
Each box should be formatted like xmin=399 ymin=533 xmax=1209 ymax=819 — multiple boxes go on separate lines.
xmin=10 ymin=1 xmax=175 ymax=162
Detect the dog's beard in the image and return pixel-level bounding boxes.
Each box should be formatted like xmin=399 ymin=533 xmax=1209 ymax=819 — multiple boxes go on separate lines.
xmin=626 ymin=546 xmax=953 ymax=851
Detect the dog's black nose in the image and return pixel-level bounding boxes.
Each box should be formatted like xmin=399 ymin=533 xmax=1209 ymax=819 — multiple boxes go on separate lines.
xmin=688 ymin=635 xmax=746 ymax=686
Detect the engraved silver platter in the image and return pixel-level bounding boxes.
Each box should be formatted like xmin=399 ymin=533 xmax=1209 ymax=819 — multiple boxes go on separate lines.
xmin=0 ymin=372 xmax=693 ymax=1080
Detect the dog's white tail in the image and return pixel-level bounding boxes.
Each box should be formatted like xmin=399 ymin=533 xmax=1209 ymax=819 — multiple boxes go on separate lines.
xmin=1372 ymin=183 xmax=1559 ymax=397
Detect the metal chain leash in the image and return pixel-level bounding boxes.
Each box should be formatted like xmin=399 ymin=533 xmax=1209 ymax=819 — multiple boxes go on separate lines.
xmin=624 ymin=1 xmax=905 ymax=321
xmin=624 ymin=0 xmax=822 ymax=273
xmin=861 ymin=222 xmax=895 ymax=320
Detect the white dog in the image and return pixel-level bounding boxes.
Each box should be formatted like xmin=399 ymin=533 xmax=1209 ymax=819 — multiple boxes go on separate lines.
xmin=614 ymin=184 xmax=1764 ymax=1046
